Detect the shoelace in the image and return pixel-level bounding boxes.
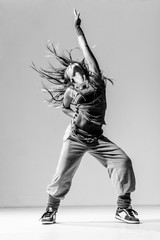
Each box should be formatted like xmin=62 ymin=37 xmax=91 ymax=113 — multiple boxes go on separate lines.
xmin=124 ymin=208 xmax=138 ymax=217
xmin=39 ymin=210 xmax=56 ymax=220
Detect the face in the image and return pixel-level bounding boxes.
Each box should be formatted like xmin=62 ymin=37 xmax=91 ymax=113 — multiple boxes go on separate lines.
xmin=65 ymin=63 xmax=85 ymax=84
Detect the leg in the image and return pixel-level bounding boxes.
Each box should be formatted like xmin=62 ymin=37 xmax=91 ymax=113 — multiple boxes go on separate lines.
xmin=88 ymin=136 xmax=139 ymax=224
xmin=47 ymin=137 xmax=87 ymax=200
xmin=88 ymin=136 xmax=136 ymax=207
xmin=40 ymin=137 xmax=87 ymax=224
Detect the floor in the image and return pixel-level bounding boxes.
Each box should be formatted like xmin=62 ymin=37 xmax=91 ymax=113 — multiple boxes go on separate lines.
xmin=0 ymin=206 xmax=160 ymax=240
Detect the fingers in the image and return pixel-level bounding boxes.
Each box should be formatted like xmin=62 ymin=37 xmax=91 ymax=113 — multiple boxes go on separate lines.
xmin=73 ymin=8 xmax=80 ymax=18
xmin=73 ymin=8 xmax=77 ymax=17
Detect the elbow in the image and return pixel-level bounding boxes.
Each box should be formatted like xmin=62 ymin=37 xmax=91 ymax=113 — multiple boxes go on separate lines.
xmin=62 ymin=107 xmax=66 ymax=113
xmin=62 ymin=106 xmax=70 ymax=113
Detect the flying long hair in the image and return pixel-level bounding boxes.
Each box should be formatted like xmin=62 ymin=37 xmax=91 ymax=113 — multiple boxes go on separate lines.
xmin=32 ymin=42 xmax=113 ymax=107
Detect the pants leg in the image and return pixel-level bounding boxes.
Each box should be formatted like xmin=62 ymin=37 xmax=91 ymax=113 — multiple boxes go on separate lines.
xmin=47 ymin=137 xmax=87 ymax=200
xmin=88 ymin=135 xmax=136 ymax=197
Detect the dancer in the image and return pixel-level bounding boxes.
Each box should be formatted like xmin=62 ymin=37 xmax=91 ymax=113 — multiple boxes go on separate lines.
xmin=33 ymin=9 xmax=139 ymax=224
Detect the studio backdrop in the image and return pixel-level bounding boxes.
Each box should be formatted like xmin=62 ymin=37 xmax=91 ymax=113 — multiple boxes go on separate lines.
xmin=0 ymin=0 xmax=160 ymax=207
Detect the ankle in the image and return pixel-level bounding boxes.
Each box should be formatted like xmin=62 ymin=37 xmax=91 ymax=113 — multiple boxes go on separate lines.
xmin=47 ymin=195 xmax=60 ymax=212
xmin=117 ymin=193 xmax=131 ymax=209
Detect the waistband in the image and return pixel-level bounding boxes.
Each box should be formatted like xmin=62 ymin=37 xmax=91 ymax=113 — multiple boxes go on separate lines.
xmin=72 ymin=125 xmax=103 ymax=144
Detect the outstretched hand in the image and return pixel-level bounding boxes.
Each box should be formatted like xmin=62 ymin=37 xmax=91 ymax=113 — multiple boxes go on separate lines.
xmin=73 ymin=8 xmax=81 ymax=27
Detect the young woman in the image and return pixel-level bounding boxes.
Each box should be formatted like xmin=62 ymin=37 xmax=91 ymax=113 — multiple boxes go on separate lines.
xmin=33 ymin=9 xmax=139 ymax=224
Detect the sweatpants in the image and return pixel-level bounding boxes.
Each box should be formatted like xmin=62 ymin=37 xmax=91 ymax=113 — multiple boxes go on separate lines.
xmin=47 ymin=131 xmax=136 ymax=207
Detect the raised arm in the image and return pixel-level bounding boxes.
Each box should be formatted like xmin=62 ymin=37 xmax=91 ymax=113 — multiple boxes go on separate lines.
xmin=73 ymin=9 xmax=101 ymax=76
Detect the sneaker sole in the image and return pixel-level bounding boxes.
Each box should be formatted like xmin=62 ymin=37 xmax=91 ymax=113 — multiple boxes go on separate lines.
xmin=41 ymin=220 xmax=56 ymax=224
xmin=115 ymin=216 xmax=140 ymax=224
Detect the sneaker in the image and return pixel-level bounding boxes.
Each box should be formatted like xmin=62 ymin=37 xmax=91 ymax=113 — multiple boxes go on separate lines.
xmin=115 ymin=206 xmax=140 ymax=224
xmin=40 ymin=207 xmax=57 ymax=224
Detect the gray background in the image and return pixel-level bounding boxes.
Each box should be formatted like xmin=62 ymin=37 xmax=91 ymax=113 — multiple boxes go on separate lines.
xmin=1 ymin=0 xmax=160 ymax=207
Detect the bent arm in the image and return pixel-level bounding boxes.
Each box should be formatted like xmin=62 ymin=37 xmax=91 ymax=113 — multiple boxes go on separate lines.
xmin=74 ymin=9 xmax=100 ymax=76
xmin=62 ymin=88 xmax=75 ymax=118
